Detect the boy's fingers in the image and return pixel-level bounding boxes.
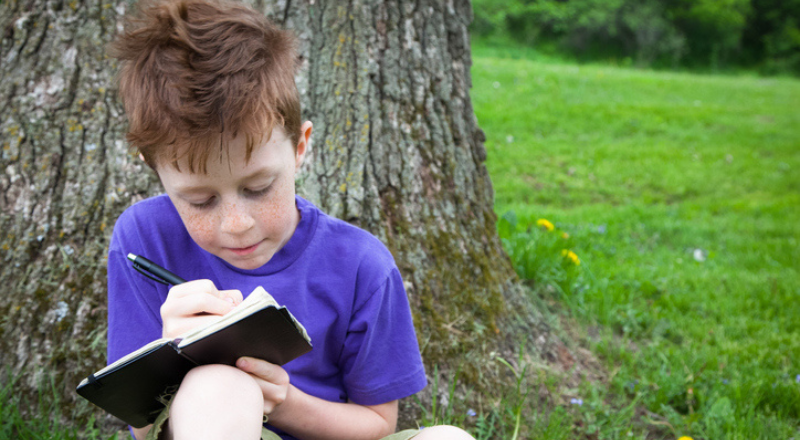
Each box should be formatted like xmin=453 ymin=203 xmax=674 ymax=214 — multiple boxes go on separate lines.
xmin=236 ymin=357 xmax=289 ymax=385
xmin=168 ymin=281 xmax=241 ymax=306
xmin=175 ymin=314 xmax=226 ymax=334
xmin=167 ymin=279 xmax=217 ymax=298
xmin=198 ymin=294 xmax=236 ymax=315
xmin=218 ymin=289 xmax=244 ymax=305
xmin=163 ymin=291 xmax=234 ymax=317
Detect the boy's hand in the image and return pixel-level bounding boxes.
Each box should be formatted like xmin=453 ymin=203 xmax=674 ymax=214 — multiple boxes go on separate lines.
xmin=160 ymin=279 xmax=243 ymax=339
xmin=235 ymin=357 xmax=290 ymax=417
xmin=235 ymin=356 xmax=400 ymax=439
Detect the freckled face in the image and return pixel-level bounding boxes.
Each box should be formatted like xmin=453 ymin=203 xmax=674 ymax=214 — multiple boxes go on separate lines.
xmin=157 ymin=125 xmax=309 ymax=270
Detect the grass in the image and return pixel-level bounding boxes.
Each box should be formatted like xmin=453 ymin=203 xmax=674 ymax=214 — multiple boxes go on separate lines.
xmin=471 ymin=39 xmax=800 ymax=439
xmin=0 ymin=373 xmax=115 ymax=440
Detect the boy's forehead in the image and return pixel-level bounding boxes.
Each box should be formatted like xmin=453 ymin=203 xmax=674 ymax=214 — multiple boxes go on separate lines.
xmin=159 ymin=128 xmax=290 ymax=177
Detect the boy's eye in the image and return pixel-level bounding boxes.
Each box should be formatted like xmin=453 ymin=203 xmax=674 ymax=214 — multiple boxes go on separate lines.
xmin=189 ymin=197 xmax=216 ymax=209
xmin=244 ymin=185 xmax=271 ymax=198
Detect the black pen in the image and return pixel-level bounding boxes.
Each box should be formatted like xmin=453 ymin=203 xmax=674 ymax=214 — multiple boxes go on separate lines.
xmin=127 ymin=253 xmax=187 ymax=286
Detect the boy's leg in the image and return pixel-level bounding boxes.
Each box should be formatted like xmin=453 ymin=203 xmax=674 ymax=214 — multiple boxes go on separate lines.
xmin=166 ymin=364 xmax=264 ymax=440
xmin=407 ymin=425 xmax=475 ymax=440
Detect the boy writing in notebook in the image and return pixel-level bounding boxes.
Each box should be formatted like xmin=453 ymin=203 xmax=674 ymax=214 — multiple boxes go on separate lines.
xmin=106 ymin=0 xmax=475 ymax=439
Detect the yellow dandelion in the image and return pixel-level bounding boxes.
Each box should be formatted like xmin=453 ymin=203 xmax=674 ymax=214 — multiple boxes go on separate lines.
xmin=677 ymin=437 xmax=694 ymax=440
xmin=536 ymin=218 xmax=554 ymax=232
xmin=561 ymin=249 xmax=580 ymax=265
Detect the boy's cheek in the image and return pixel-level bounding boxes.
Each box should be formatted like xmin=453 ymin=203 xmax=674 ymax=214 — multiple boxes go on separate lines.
xmin=264 ymin=184 xmax=293 ymax=220
xmin=179 ymin=208 xmax=217 ymax=248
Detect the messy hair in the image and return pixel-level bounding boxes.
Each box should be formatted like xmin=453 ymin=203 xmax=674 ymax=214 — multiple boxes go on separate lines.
xmin=110 ymin=0 xmax=300 ymax=173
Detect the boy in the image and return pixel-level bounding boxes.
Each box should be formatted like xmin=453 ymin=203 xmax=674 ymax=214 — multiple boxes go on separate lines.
xmin=106 ymin=0 xmax=475 ymax=439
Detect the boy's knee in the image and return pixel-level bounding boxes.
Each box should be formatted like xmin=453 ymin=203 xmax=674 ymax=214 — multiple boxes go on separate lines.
xmin=174 ymin=364 xmax=261 ymax=410
xmin=168 ymin=365 xmax=263 ymax=438
xmin=414 ymin=425 xmax=475 ymax=440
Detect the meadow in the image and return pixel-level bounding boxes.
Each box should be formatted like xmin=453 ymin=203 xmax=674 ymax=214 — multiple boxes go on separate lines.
xmin=471 ymin=41 xmax=800 ymax=439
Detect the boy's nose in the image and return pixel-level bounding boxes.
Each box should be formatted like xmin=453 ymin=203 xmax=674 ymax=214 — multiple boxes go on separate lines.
xmin=220 ymin=203 xmax=256 ymax=234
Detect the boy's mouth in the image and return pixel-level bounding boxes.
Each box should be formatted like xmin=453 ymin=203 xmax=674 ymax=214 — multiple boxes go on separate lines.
xmin=227 ymin=241 xmax=262 ymax=256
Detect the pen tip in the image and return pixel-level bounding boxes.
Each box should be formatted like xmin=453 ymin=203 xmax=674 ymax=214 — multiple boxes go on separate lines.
xmin=127 ymin=253 xmax=137 ymax=262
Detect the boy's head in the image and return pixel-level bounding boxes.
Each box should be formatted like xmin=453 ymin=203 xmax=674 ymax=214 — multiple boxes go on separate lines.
xmin=111 ymin=0 xmax=301 ymax=173
xmin=112 ymin=0 xmax=312 ymax=270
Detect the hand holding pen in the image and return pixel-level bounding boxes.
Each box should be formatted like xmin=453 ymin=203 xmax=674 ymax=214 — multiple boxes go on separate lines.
xmin=128 ymin=253 xmax=243 ymax=338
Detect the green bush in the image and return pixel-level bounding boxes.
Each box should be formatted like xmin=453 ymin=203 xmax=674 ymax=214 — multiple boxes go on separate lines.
xmin=471 ymin=0 xmax=800 ymax=74
xmin=669 ymin=0 xmax=751 ymax=69
xmin=744 ymin=0 xmax=800 ymax=74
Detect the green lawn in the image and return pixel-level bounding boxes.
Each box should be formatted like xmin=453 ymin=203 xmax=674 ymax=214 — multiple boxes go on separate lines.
xmin=471 ymin=43 xmax=800 ymax=439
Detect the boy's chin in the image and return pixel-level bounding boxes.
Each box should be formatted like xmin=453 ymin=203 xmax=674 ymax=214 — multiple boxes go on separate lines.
xmin=221 ymin=255 xmax=269 ymax=270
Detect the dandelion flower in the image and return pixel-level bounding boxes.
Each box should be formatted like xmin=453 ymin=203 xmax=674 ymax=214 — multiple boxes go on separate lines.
xmin=537 ymin=218 xmax=554 ymax=232
xmin=562 ymin=249 xmax=580 ymax=265
xmin=677 ymin=437 xmax=694 ymax=440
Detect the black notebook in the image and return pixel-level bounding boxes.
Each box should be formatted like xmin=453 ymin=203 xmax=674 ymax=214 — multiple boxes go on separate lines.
xmin=76 ymin=287 xmax=312 ymax=428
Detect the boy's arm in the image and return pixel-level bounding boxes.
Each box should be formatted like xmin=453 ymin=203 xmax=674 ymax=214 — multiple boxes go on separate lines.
xmin=276 ymin=388 xmax=398 ymax=440
xmin=237 ymin=357 xmax=399 ymax=440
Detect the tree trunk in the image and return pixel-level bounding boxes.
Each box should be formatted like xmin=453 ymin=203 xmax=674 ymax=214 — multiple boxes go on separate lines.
xmin=0 ymin=0 xmax=564 ymax=432
xmin=0 ymin=0 xmax=162 ymax=431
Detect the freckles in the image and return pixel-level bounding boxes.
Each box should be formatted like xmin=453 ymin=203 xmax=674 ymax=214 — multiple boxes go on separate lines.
xmin=273 ymin=180 xmax=295 ymax=217
xmin=256 ymin=198 xmax=282 ymax=228
xmin=256 ymin=179 xmax=295 ymax=230
xmin=183 ymin=210 xmax=215 ymax=245
xmin=255 ymin=202 xmax=271 ymax=222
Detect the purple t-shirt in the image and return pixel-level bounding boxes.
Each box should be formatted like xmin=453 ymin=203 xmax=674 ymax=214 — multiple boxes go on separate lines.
xmin=107 ymin=195 xmax=427 ymax=438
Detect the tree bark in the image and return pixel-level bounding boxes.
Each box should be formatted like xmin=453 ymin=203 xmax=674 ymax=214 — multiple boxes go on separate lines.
xmin=1 ymin=0 xmax=161 ymax=430
xmin=0 ymin=0 xmax=561 ymax=432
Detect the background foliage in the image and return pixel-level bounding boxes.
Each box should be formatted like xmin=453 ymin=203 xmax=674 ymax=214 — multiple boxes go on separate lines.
xmin=472 ymin=0 xmax=800 ymax=74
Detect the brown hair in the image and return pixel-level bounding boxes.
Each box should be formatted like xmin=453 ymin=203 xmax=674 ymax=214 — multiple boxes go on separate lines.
xmin=110 ymin=0 xmax=300 ymax=173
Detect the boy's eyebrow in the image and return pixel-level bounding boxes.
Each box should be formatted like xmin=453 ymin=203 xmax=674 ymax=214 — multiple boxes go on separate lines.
xmin=174 ymin=185 xmax=214 ymax=195
xmin=173 ymin=169 xmax=277 ymax=194
xmin=239 ymin=168 xmax=277 ymax=182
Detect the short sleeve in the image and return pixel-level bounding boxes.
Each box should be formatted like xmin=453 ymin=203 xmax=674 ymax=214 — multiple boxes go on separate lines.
xmin=338 ymin=267 xmax=427 ymax=405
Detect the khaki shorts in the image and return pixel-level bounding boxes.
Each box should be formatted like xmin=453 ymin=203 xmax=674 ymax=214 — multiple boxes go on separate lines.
xmin=145 ymin=396 xmax=421 ymax=440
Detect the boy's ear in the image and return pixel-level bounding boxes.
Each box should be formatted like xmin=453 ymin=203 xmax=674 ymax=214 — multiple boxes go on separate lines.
xmin=295 ymin=121 xmax=313 ymax=168
xmin=139 ymin=152 xmax=159 ymax=174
